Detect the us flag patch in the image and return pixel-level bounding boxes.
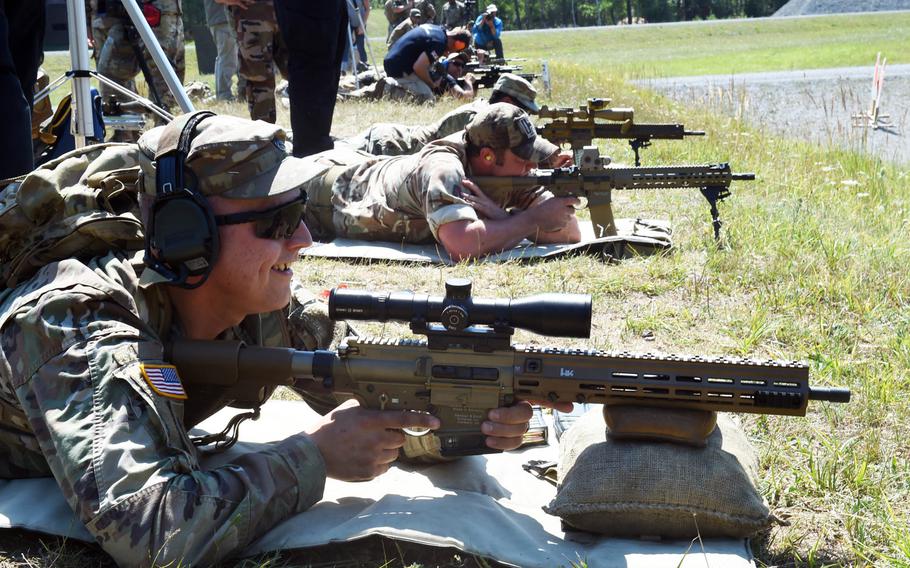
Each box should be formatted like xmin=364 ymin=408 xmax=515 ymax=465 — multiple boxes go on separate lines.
xmin=140 ymin=364 xmax=188 ymax=400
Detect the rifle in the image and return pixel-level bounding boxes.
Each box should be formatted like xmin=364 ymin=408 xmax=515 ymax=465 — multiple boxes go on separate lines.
xmin=464 ymin=58 xmax=526 ymax=72
xmin=472 ymin=147 xmax=754 ymax=241
xmin=467 ymin=64 xmax=539 ymax=89
xmin=537 ymin=98 xmax=706 ymax=166
xmin=170 ymin=280 xmax=850 ymax=457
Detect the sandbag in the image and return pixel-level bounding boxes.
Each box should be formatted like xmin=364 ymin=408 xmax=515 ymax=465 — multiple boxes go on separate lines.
xmin=545 ymin=409 xmax=773 ymax=539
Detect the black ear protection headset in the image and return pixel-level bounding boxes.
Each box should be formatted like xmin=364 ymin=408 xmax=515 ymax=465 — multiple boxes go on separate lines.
xmin=144 ymin=111 xmax=219 ymax=289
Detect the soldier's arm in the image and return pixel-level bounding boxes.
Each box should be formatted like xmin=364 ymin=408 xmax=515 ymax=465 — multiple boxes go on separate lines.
xmin=0 ymin=279 xmax=325 ymax=567
xmin=413 ymin=52 xmax=439 ymax=87
xmin=436 ymin=199 xmax=579 ymax=260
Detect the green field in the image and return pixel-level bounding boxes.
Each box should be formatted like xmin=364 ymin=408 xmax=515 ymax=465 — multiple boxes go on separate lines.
xmin=21 ymin=10 xmax=910 ymax=568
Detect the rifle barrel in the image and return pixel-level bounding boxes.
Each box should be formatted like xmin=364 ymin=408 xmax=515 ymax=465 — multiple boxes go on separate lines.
xmin=684 ymin=130 xmax=706 ymax=136
xmin=808 ymin=387 xmax=852 ymax=403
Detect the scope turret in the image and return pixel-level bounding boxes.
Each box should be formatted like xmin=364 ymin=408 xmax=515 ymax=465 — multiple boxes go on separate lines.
xmin=329 ymin=278 xmax=592 ymax=338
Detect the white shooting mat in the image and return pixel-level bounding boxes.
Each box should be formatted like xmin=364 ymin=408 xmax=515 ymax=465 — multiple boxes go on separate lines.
xmin=0 ymin=400 xmax=754 ymax=567
xmin=301 ymin=219 xmax=672 ymax=265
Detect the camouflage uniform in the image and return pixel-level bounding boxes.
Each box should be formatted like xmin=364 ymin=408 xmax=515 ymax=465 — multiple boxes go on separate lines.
xmin=302 ymin=133 xmax=549 ymax=243
xmin=387 ymin=12 xmax=421 ymax=48
xmin=442 ymin=0 xmax=468 ymax=29
xmin=383 ymin=0 xmax=411 ymax=38
xmin=340 ymin=72 xmax=540 ymax=156
xmin=230 ymin=0 xmax=289 ymax=123
xmin=0 ymin=115 xmax=350 ymax=566
xmin=414 ymin=0 xmax=437 ymax=23
xmin=342 ymin=99 xmax=488 ymax=156
xmin=93 ymin=0 xmax=185 ymax=116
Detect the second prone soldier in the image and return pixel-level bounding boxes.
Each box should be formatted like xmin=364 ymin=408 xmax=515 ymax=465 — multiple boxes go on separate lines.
xmin=302 ymin=104 xmax=581 ymax=261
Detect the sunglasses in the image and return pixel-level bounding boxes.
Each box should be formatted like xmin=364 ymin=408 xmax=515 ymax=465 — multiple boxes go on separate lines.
xmin=214 ymin=190 xmax=308 ymax=240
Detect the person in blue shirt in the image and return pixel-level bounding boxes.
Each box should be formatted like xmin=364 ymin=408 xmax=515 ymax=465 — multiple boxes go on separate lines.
xmin=383 ymin=24 xmax=471 ymax=103
xmin=472 ymin=3 xmax=503 ymax=59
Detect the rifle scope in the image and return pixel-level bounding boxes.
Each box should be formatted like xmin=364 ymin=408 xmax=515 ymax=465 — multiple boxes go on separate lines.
xmin=329 ymin=278 xmax=592 ymax=338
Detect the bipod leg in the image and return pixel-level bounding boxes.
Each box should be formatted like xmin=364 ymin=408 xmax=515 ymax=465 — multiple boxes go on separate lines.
xmin=629 ymin=138 xmax=649 ymax=166
xmin=699 ymin=186 xmax=730 ymax=245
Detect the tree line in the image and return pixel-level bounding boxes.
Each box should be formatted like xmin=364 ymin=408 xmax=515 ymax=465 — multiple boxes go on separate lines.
xmin=441 ymin=0 xmax=790 ymax=28
xmin=184 ymin=0 xmax=792 ymax=36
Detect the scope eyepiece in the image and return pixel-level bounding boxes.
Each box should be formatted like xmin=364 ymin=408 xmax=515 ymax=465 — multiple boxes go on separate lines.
xmin=328 ymin=279 xmax=592 ymax=338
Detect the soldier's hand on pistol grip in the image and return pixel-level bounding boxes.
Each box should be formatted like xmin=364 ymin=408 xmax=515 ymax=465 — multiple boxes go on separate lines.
xmin=304 ymin=399 xmax=441 ymax=481
xmin=525 ymin=196 xmax=580 ymax=232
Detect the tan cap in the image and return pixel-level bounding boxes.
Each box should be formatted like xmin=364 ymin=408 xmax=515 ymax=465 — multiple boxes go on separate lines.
xmin=492 ymin=73 xmax=539 ymax=113
xmin=466 ymin=103 xmax=558 ymax=163
xmin=138 ymin=113 xmax=325 ymax=200
xmin=485 ymin=3 xmax=498 ymax=12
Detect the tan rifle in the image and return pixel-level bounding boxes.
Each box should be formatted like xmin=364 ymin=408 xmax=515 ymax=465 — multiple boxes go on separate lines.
xmin=170 ymin=280 xmax=850 ymax=456
xmin=537 ymin=98 xmax=706 ymax=166
xmin=471 ymin=147 xmax=754 ymax=241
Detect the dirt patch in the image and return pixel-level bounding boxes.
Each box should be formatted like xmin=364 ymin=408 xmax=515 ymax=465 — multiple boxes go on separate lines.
xmin=640 ymin=65 xmax=910 ymax=165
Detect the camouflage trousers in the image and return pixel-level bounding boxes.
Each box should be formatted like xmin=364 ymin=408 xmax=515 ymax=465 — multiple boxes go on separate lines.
xmin=93 ymin=10 xmax=185 ymax=120
xmin=230 ymin=1 xmax=289 ymax=123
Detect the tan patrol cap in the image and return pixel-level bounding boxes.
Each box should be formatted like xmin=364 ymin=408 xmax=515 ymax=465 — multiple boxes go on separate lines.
xmin=492 ymin=73 xmax=539 ymax=113
xmin=138 ymin=112 xmax=326 ymax=200
xmin=466 ymin=103 xmax=558 ymax=163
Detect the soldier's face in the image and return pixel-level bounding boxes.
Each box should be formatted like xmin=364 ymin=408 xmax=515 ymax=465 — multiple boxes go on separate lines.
xmin=206 ymin=192 xmax=312 ymax=315
xmin=491 ymin=149 xmax=536 ymax=176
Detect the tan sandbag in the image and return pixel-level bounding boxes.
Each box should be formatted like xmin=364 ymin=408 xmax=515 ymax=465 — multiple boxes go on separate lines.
xmin=545 ymin=409 xmax=772 ymax=539
xmin=603 ymin=405 xmax=717 ymax=446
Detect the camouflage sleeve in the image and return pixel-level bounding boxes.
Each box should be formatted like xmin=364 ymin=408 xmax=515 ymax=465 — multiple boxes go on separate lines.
xmin=0 ymin=270 xmax=325 ymax=566
xmin=418 ymin=154 xmax=479 ymax=240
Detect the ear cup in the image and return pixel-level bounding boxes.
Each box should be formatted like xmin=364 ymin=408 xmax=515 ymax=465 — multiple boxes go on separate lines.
xmin=144 ymin=111 xmax=218 ymax=288
xmin=148 ymin=189 xmax=219 ymax=282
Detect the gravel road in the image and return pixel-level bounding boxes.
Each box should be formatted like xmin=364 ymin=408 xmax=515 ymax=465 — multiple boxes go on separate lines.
xmin=639 ymin=65 xmax=910 ymax=165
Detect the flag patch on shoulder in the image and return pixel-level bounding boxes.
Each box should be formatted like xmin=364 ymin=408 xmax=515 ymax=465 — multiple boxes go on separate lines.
xmin=140 ymin=364 xmax=187 ymax=400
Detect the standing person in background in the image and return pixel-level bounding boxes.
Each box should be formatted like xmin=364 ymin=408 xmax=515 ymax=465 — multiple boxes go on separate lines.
xmin=384 ymin=0 xmax=412 ymax=39
xmin=0 ymin=0 xmax=44 ymax=180
xmin=472 ymin=3 xmax=503 ymax=59
xmin=414 ymin=0 xmax=436 ymax=23
xmin=273 ymin=0 xmax=348 ymax=157
xmin=387 ymin=8 xmax=423 ymax=48
xmin=442 ymin=0 xmax=467 ymax=29
xmin=93 ymin=0 xmax=185 ymax=123
xmin=203 ymin=0 xmax=241 ymax=101
xmin=219 ymin=0 xmax=287 ymax=123
xmin=342 ymin=0 xmax=370 ymax=73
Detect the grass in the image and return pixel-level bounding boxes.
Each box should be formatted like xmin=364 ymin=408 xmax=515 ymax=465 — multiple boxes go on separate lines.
xmin=502 ymin=12 xmax=910 ymax=78
xmin=14 ymin=9 xmax=910 ymax=568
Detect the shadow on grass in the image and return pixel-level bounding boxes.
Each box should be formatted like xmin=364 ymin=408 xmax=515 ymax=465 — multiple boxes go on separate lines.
xmin=0 ymin=529 xmax=115 ymax=568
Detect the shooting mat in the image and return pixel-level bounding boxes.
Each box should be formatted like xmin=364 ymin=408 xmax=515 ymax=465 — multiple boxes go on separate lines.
xmin=300 ymin=219 xmax=672 ymax=264
xmin=0 ymin=400 xmax=754 ymax=567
